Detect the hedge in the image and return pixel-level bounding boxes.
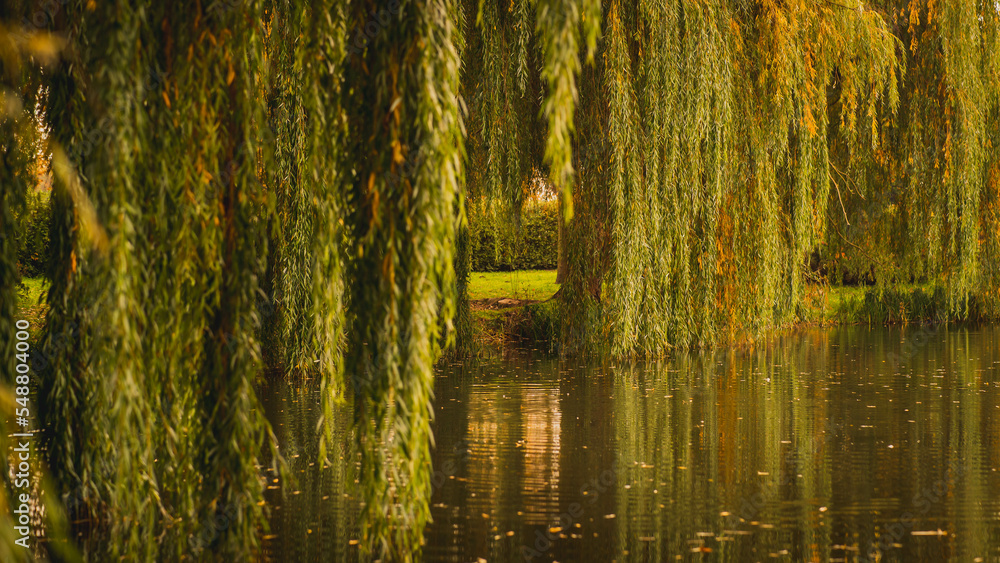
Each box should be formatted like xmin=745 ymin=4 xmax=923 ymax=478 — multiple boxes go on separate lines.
xmin=14 ymin=190 xmax=555 ymax=278
xmin=472 ymin=200 xmax=558 ymax=271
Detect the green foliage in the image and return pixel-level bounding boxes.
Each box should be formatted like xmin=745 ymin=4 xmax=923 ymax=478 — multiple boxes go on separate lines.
xmin=263 ymin=0 xmax=348 ymax=393
xmin=467 ymin=0 xmax=906 ymax=356
xmin=0 ymin=13 xmax=76 ymax=562
xmin=471 ymin=200 xmax=558 ymax=271
xmin=825 ymin=1 xmax=1000 ymax=315
xmin=15 ymin=276 xmax=47 ymax=310
xmin=0 ymin=12 xmax=46 ymax=390
xmin=35 ymin=2 xmax=275 ymax=558
xmin=4 ymin=0 xmax=469 ymax=558
xmin=840 ymin=286 xmax=950 ymax=325
xmin=14 ymin=189 xmax=49 ymax=278
xmin=451 ymin=222 xmax=476 ymax=358
xmin=830 ymin=284 xmax=996 ymax=325
xmin=535 ymin=0 xmax=600 ymax=217
xmin=506 ymin=300 xmax=560 ymax=350
xmin=344 ymin=0 xmax=465 ymax=558
xmin=3 ymin=0 xmax=1000 ymax=560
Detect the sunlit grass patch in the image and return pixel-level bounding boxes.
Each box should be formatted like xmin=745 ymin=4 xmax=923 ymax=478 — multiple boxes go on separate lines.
xmin=16 ymin=276 xmax=49 ymax=334
xmin=826 ymin=283 xmax=957 ymax=324
xmin=468 ymin=269 xmax=558 ymax=302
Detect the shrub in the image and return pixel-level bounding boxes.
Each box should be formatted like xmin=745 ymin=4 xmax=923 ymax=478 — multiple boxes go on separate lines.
xmin=15 ymin=189 xmax=50 ymax=278
xmin=472 ymin=200 xmax=558 ymax=271
xmin=506 ymin=300 xmax=560 ymax=352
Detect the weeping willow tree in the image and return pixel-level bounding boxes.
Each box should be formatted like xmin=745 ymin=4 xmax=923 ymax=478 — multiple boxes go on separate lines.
xmin=262 ymin=0 xmax=349 ymax=389
xmin=2 ymin=0 xmax=1000 ymax=560
xmin=0 ymin=0 xmax=465 ymax=558
xmin=464 ymin=0 xmax=906 ymax=356
xmin=343 ymin=0 xmax=465 ymax=557
xmin=32 ymin=2 xmax=280 ymax=558
xmin=825 ymin=0 xmax=1000 ymax=318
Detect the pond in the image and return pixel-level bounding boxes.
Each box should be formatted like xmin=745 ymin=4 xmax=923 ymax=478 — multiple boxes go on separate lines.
xmin=259 ymin=325 xmax=1000 ymax=562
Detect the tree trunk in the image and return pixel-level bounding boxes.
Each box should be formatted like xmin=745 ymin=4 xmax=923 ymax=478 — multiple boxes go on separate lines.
xmin=556 ymin=190 xmax=568 ymax=284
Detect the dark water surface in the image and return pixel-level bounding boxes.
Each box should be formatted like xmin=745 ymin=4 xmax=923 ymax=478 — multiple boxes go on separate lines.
xmin=260 ymin=325 xmax=1000 ymax=562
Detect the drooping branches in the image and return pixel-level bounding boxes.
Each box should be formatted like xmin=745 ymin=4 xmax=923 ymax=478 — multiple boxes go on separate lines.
xmin=344 ymin=0 xmax=465 ymax=557
xmin=37 ymin=1 xmax=274 ymax=558
xmin=826 ymin=0 xmax=1000 ymax=316
xmin=468 ymin=0 xmax=905 ymax=354
xmin=536 ymin=0 xmax=600 ymax=218
xmin=0 ymin=0 xmax=997 ymax=560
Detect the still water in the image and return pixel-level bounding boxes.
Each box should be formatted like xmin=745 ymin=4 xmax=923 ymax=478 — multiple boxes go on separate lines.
xmin=260 ymin=325 xmax=1000 ymax=562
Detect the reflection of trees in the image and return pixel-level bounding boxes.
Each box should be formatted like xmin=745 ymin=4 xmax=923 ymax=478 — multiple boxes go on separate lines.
xmin=437 ymin=354 xmax=567 ymax=561
xmin=254 ymin=326 xmax=999 ymax=562
xmin=608 ymin=326 xmax=1000 ymax=561
xmin=259 ymin=381 xmax=358 ymax=563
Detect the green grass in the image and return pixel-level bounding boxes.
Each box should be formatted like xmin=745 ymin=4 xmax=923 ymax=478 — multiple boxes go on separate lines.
xmin=824 ymin=285 xmax=866 ymax=317
xmin=820 ymin=283 xmax=971 ymax=324
xmin=17 ymin=276 xmax=49 ymax=311
xmin=468 ymin=269 xmax=558 ymax=302
xmin=16 ymin=276 xmax=49 ymax=333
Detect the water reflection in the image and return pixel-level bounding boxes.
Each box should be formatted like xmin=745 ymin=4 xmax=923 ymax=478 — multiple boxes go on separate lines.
xmin=261 ymin=325 xmax=1000 ymax=562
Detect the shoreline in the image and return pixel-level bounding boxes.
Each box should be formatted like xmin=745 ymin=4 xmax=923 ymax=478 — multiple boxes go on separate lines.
xmin=468 ymin=278 xmax=998 ymax=355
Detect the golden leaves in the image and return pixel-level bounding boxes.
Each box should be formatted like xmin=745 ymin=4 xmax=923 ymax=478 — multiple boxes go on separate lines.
xmin=50 ymin=145 xmax=108 ymax=253
xmin=391 ymin=139 xmax=405 ymax=164
xmin=23 ymin=33 xmax=64 ymax=65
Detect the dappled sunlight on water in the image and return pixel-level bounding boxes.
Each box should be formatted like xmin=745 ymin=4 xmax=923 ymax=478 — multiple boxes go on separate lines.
xmin=260 ymin=325 xmax=1000 ymax=562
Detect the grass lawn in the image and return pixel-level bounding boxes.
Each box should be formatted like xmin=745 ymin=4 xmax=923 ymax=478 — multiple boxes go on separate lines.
xmin=17 ymin=277 xmax=48 ymax=309
xmin=468 ymin=269 xmax=558 ymax=302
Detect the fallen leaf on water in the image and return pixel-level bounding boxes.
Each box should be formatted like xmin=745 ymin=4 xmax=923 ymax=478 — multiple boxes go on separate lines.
xmin=912 ymin=529 xmax=947 ymax=536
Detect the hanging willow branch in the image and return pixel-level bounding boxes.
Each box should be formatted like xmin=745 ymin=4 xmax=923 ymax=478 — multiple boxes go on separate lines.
xmin=344 ymin=0 xmax=465 ymax=558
